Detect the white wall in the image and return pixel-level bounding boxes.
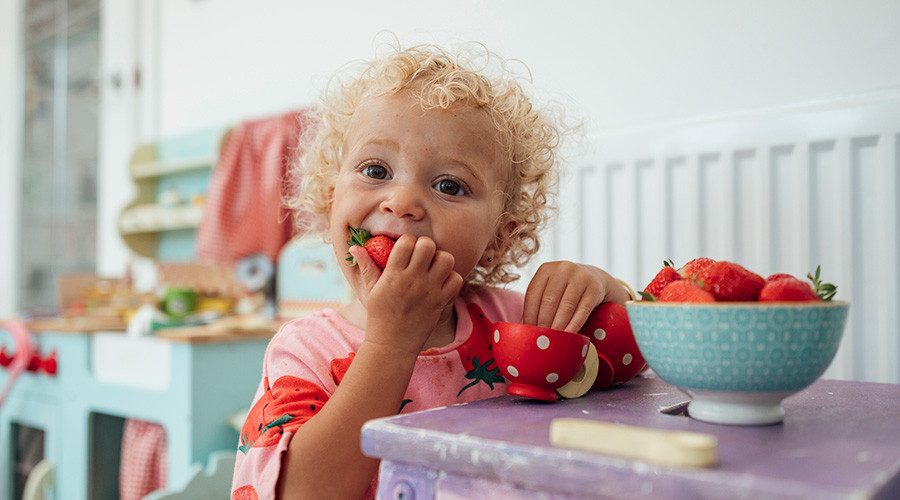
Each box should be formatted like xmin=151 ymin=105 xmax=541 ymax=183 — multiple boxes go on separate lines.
xmin=150 ymin=0 xmax=900 ymax=137
xmin=4 ymin=0 xmax=900 ymax=314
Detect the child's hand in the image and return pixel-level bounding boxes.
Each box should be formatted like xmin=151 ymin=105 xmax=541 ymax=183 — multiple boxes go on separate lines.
xmin=350 ymin=234 xmax=463 ymax=354
xmin=523 ymin=261 xmax=630 ymax=333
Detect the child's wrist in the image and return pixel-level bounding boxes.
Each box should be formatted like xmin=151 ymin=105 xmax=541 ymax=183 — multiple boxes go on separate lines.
xmin=360 ymin=338 xmax=423 ymax=360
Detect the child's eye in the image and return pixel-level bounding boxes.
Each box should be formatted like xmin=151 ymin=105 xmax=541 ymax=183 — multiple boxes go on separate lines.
xmin=434 ymin=179 xmax=465 ymax=196
xmin=362 ymin=163 xmax=390 ymax=180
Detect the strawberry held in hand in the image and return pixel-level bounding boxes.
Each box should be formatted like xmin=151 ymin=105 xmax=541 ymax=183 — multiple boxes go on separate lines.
xmin=346 ymin=227 xmax=396 ymax=270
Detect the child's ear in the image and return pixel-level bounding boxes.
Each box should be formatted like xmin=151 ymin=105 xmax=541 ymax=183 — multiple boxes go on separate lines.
xmin=480 ymin=218 xmax=517 ymax=267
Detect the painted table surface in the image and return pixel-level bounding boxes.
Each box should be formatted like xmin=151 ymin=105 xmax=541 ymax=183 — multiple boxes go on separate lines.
xmin=362 ymin=373 xmax=900 ymax=499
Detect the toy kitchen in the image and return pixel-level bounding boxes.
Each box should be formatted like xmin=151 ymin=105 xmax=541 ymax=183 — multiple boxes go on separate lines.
xmin=0 ymin=120 xmax=349 ymax=500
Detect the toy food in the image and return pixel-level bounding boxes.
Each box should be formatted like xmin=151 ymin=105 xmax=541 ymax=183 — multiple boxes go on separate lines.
xmin=578 ymin=302 xmax=646 ymax=389
xmin=492 ymin=302 xmax=646 ymax=401
xmin=492 ymin=321 xmax=591 ymax=402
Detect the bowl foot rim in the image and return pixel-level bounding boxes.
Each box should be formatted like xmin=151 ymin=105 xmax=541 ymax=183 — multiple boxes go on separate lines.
xmin=686 ymin=390 xmax=793 ymax=425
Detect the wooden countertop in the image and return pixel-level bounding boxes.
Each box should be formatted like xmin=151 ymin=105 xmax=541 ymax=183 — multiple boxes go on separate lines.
xmin=21 ymin=315 xmax=282 ymax=343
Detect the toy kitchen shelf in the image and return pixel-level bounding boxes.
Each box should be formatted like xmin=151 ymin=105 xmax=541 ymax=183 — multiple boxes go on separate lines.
xmin=118 ymin=127 xmax=231 ymax=261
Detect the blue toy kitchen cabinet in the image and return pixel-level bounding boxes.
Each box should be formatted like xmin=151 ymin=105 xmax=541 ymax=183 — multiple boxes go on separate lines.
xmin=0 ymin=322 xmax=271 ymax=499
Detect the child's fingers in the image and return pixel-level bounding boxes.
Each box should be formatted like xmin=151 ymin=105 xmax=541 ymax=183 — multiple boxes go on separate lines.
xmin=522 ymin=271 xmax=548 ymax=325
xmin=442 ymin=271 xmax=464 ymax=301
xmin=549 ymin=282 xmax=590 ymax=332
xmin=408 ymin=236 xmax=437 ymax=270
xmin=385 ymin=234 xmax=416 ymax=269
xmin=526 ymin=273 xmax=570 ymax=329
xmin=561 ymin=291 xmax=601 ymax=333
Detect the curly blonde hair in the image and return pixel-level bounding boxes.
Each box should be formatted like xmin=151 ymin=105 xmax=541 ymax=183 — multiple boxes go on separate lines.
xmin=288 ymin=43 xmax=561 ymax=286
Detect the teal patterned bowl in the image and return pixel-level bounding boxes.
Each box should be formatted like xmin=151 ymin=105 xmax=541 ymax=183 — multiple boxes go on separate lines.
xmin=625 ymin=301 xmax=849 ymax=425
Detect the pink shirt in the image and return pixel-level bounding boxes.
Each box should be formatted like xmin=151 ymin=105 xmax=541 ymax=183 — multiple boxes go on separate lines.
xmin=231 ymin=286 xmax=523 ymax=500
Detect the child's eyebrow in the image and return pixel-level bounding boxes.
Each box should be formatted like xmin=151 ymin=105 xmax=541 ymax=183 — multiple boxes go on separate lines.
xmin=438 ymin=155 xmax=490 ymax=184
xmin=351 ymin=137 xmax=399 ymax=153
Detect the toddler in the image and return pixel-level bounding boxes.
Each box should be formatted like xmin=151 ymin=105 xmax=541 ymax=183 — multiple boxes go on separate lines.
xmin=231 ymin=42 xmax=632 ymax=500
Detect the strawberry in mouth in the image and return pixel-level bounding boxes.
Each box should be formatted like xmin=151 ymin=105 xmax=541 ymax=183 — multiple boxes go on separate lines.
xmin=346 ymin=227 xmax=396 ymax=270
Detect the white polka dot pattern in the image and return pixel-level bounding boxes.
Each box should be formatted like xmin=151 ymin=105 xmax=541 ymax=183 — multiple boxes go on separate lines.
xmin=536 ymin=335 xmax=550 ymax=349
xmin=594 ymin=328 xmax=606 ymax=340
xmin=546 ymin=373 xmax=559 ymax=383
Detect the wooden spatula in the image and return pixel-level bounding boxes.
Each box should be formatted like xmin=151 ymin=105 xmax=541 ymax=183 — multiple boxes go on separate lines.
xmin=550 ymin=418 xmax=718 ymax=468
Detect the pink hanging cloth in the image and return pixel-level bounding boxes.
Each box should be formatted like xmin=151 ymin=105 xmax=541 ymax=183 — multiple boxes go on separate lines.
xmin=196 ymin=110 xmax=312 ymax=267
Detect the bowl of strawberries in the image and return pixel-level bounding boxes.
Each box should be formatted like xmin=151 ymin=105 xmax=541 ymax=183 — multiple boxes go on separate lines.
xmin=626 ymin=258 xmax=849 ymax=425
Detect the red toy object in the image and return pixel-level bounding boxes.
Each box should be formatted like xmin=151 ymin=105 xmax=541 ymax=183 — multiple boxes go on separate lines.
xmin=41 ymin=351 xmax=58 ymax=376
xmin=27 ymin=354 xmax=42 ymax=372
xmin=492 ymin=322 xmax=591 ymax=402
xmin=0 ymin=346 xmax=12 ymax=368
xmin=578 ymin=302 xmax=646 ymax=389
xmin=1 ymin=320 xmax=38 ymax=407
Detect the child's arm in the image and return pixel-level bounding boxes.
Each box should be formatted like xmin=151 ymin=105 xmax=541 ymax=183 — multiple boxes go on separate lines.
xmin=276 ymin=235 xmax=463 ymax=499
xmin=523 ymin=261 xmax=632 ymax=333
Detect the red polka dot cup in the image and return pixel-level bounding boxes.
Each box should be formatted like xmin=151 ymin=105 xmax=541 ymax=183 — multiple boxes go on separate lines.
xmin=491 ymin=322 xmax=591 ymax=402
xmin=579 ymin=302 xmax=646 ymax=390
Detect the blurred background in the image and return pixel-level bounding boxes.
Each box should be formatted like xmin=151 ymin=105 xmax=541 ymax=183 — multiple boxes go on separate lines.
xmin=1 ymin=0 xmax=899 ymax=376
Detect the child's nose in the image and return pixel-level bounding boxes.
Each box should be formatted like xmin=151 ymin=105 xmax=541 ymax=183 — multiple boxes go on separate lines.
xmin=380 ymin=184 xmax=426 ymax=219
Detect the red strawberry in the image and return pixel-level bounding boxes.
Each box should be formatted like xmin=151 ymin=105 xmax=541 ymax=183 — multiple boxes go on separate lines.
xmin=232 ymin=485 xmax=260 ymax=500
xmin=695 ymin=261 xmax=765 ymax=301
xmin=759 ymin=276 xmax=821 ymax=302
xmin=346 ymin=227 xmax=395 ymax=269
xmin=658 ymin=280 xmax=716 ymax=302
xmin=677 ymin=257 xmax=716 ymax=280
xmin=765 ymin=273 xmax=795 ymax=283
xmin=330 ymin=352 xmax=355 ymax=385
xmin=238 ymin=375 xmax=327 ymax=452
xmin=640 ymin=260 xmax=681 ymax=300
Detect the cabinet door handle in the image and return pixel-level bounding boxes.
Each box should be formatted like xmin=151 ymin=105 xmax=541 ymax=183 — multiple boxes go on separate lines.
xmin=22 ymin=459 xmax=54 ymax=500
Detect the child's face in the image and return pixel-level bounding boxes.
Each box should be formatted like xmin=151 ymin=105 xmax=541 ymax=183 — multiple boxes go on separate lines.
xmin=330 ymin=90 xmax=508 ymax=293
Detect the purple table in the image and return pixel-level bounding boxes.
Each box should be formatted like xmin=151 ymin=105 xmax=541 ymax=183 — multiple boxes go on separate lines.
xmin=361 ymin=373 xmax=900 ymax=499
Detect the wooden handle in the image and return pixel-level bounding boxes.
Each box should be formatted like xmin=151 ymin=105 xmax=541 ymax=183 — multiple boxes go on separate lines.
xmin=550 ymin=418 xmax=718 ymax=468
xmin=556 ymin=342 xmax=599 ymax=399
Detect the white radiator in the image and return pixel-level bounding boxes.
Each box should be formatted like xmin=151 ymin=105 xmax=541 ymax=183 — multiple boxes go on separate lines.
xmin=550 ymin=90 xmax=900 ymax=384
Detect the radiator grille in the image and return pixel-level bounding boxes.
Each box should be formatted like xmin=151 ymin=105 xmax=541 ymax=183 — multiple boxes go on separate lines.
xmin=550 ymin=93 xmax=900 ymax=383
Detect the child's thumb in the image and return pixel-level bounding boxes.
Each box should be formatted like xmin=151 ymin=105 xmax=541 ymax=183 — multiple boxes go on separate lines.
xmin=349 ymin=246 xmax=382 ymax=287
